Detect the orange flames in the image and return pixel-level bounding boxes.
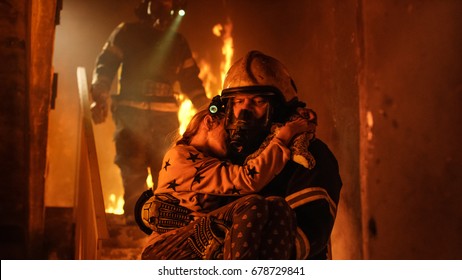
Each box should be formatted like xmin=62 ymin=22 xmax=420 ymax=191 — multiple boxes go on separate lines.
xmin=105 ymin=20 xmax=233 ymax=214
xmin=213 ymin=18 xmax=234 ymax=90
xmin=178 ymin=18 xmax=234 ymax=133
xmin=105 ymin=193 xmax=124 ymax=215
xmin=177 ymin=94 xmax=196 ymax=135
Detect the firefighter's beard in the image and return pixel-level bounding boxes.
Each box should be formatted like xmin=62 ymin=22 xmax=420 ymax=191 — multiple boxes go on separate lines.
xmin=226 ymin=110 xmax=270 ymax=165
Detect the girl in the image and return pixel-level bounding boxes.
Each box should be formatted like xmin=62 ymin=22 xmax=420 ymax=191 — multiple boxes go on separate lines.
xmin=141 ymin=104 xmax=313 ymax=259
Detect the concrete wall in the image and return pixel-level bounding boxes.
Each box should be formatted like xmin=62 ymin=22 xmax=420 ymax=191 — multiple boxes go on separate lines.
xmin=359 ymin=0 xmax=462 ymax=259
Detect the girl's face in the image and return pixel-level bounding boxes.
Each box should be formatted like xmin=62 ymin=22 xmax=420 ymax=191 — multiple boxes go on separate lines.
xmin=207 ymin=118 xmax=229 ymax=158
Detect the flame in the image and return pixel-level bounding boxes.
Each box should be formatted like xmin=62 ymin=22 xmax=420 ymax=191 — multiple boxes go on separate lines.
xmin=198 ymin=57 xmax=219 ymax=98
xmin=105 ymin=168 xmax=154 ymax=215
xmin=146 ymin=167 xmax=154 ymax=189
xmin=215 ymin=18 xmax=234 ymax=87
xmin=177 ymin=19 xmax=234 ymax=134
xmin=177 ymin=94 xmax=196 ymax=135
xmin=105 ymin=20 xmax=234 ymax=215
xmin=105 ymin=193 xmax=124 ymax=215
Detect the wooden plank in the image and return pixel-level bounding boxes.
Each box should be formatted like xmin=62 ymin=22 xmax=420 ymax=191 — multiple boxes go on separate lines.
xmin=75 ymin=67 xmax=109 ymax=259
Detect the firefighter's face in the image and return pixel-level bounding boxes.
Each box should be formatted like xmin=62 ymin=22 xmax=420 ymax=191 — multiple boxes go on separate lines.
xmin=149 ymin=0 xmax=174 ymax=24
xmin=223 ymin=93 xmax=272 ymax=162
xmin=231 ymin=94 xmax=269 ymax=120
xmin=150 ymin=0 xmax=173 ymax=11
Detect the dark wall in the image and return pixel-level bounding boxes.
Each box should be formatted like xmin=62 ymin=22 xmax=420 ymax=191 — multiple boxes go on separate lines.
xmin=0 ymin=0 xmax=57 ymax=259
xmin=0 ymin=0 xmax=29 ymax=259
xmin=359 ymin=0 xmax=462 ymax=259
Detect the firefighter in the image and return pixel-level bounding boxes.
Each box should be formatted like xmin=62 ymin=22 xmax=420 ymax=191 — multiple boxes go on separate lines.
xmin=90 ymin=0 xmax=209 ymax=223
xmin=220 ymin=50 xmax=343 ymax=259
xmin=139 ymin=100 xmax=313 ymax=259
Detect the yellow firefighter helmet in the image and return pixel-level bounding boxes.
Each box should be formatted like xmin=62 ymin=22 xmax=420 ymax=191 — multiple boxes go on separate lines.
xmin=221 ymin=50 xmax=298 ymax=104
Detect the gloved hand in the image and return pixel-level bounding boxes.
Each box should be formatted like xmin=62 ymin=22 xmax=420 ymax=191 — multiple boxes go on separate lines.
xmin=90 ymin=100 xmax=108 ymax=124
xmin=90 ymin=83 xmax=109 ymax=124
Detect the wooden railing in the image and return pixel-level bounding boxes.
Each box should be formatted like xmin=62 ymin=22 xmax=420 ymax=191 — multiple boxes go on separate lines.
xmin=74 ymin=67 xmax=109 ymax=259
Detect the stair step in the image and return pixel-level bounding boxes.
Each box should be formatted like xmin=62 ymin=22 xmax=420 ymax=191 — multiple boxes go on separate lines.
xmin=100 ymin=214 xmax=149 ymax=260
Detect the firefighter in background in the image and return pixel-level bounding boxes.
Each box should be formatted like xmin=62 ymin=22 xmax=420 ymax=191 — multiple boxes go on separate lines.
xmin=90 ymin=0 xmax=209 ymax=223
xmin=220 ymin=50 xmax=343 ymax=259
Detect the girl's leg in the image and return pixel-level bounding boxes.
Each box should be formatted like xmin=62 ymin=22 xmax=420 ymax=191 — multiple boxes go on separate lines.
xmin=259 ymin=196 xmax=297 ymax=259
xmin=142 ymin=195 xmax=296 ymax=260
xmin=212 ymin=194 xmax=269 ymax=259
xmin=141 ymin=195 xmax=268 ymax=260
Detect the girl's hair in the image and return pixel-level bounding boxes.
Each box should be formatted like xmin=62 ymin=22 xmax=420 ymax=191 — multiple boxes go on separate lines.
xmin=176 ymin=109 xmax=225 ymax=145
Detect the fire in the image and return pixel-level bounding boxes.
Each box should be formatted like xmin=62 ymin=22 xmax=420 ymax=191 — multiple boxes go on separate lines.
xmin=177 ymin=19 xmax=234 ymax=134
xmin=105 ymin=168 xmax=154 ymax=215
xmin=105 ymin=193 xmax=124 ymax=215
xmin=177 ymin=94 xmax=196 ymax=135
xmin=146 ymin=167 xmax=154 ymax=189
xmin=214 ymin=18 xmax=234 ymax=88
xmin=105 ymin=20 xmax=234 ymax=215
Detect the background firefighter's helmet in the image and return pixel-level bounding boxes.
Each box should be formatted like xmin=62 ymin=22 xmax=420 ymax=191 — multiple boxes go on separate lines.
xmin=134 ymin=0 xmax=187 ymax=23
xmin=221 ymin=50 xmax=298 ymax=105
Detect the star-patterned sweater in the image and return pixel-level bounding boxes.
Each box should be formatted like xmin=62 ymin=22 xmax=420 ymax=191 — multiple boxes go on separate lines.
xmin=154 ymin=137 xmax=291 ymax=213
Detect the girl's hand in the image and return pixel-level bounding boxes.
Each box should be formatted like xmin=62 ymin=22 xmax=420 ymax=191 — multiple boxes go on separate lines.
xmin=276 ymin=118 xmax=313 ymax=146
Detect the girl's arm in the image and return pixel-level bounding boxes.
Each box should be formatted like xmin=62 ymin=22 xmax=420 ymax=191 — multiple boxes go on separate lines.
xmin=156 ymin=119 xmax=310 ymax=195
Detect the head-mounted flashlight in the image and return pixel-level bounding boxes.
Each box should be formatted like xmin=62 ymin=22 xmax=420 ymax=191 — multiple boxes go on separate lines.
xmin=208 ymin=95 xmax=226 ymax=115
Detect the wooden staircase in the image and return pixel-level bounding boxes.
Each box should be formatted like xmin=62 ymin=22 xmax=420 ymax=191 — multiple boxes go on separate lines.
xmin=99 ymin=214 xmax=149 ymax=260
xmin=75 ymin=67 xmax=148 ymax=260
